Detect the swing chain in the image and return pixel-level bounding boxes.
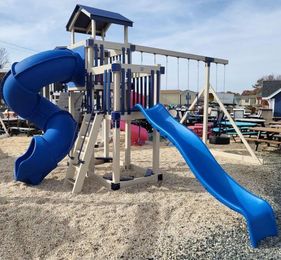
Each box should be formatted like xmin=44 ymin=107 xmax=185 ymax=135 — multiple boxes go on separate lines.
xmin=165 ymin=55 xmax=168 ymax=90
xmin=177 ymin=57 xmax=180 ymax=90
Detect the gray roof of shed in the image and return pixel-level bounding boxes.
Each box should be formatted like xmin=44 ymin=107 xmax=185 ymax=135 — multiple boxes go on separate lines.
xmin=262 ymin=80 xmax=281 ymax=97
xmin=66 ymin=5 xmax=133 ymax=36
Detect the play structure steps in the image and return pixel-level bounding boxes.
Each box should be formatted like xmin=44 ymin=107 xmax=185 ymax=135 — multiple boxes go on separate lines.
xmin=65 ymin=112 xmax=103 ymax=193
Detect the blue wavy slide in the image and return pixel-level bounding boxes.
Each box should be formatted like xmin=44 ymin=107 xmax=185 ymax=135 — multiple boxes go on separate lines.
xmin=1 ymin=49 xmax=84 ymax=185
xmin=136 ymin=103 xmax=277 ymax=247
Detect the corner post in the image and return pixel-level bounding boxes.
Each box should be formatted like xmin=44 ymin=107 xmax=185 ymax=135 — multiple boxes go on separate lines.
xmin=68 ymin=91 xmax=75 ymax=117
xmin=87 ymin=46 xmax=94 ymax=71
xmin=103 ymin=119 xmax=110 ymax=157
xmin=203 ymin=61 xmax=211 ymax=143
xmin=112 ymin=63 xmax=121 ymax=185
xmin=124 ymin=69 xmax=131 ymax=169
xmin=124 ymin=26 xmax=128 ymax=44
xmin=71 ymin=29 xmax=75 ymax=45
xmin=124 ymin=119 xmax=131 ymax=169
xmin=91 ymin=20 xmax=96 ymax=39
xmin=152 ymin=69 xmax=160 ymax=174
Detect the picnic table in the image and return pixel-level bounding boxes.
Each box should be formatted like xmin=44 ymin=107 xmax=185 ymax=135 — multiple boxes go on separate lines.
xmin=246 ymin=127 xmax=281 ymax=150
xmin=235 ymin=118 xmax=265 ymax=126
xmin=186 ymin=114 xmax=216 ymax=124
xmin=212 ymin=121 xmax=258 ymax=140
xmin=220 ymin=121 xmax=257 ymax=127
xmin=269 ymin=121 xmax=281 ymax=125
xmin=2 ymin=117 xmax=27 ymax=128
xmin=269 ymin=121 xmax=281 ymax=128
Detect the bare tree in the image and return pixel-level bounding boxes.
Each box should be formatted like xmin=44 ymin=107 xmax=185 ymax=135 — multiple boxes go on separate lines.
xmin=253 ymin=74 xmax=281 ymax=88
xmin=0 ymin=48 xmax=8 ymax=69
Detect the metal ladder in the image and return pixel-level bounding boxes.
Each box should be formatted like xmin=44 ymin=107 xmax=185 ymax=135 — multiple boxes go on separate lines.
xmin=65 ymin=112 xmax=103 ymax=193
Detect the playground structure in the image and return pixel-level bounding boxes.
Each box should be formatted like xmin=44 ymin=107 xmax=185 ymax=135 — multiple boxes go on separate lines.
xmin=0 ymin=4 xmax=278 ymax=247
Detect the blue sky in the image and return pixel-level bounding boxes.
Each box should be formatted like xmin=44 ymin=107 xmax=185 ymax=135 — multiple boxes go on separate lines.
xmin=0 ymin=0 xmax=280 ymax=93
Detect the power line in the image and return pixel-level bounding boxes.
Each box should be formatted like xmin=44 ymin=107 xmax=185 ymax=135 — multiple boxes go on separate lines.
xmin=0 ymin=39 xmax=38 ymax=53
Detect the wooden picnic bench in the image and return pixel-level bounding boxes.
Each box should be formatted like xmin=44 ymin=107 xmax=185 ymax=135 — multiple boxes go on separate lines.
xmin=213 ymin=121 xmax=258 ymax=142
xmin=246 ymin=127 xmax=281 ymax=151
xmin=269 ymin=121 xmax=281 ymax=128
xmin=269 ymin=121 xmax=281 ymax=125
xmin=235 ymin=118 xmax=265 ymax=126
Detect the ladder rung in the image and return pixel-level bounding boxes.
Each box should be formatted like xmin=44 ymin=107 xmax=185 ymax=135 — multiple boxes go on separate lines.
xmin=77 ymin=150 xmax=85 ymax=158
xmin=65 ymin=113 xmax=103 ymax=193
xmin=66 ymin=178 xmax=75 ymax=185
xmin=81 ymin=135 xmax=89 ymax=141
xmin=95 ymin=157 xmax=113 ymax=164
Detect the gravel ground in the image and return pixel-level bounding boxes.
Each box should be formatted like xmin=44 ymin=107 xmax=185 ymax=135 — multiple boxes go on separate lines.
xmin=0 ymin=136 xmax=281 ymax=259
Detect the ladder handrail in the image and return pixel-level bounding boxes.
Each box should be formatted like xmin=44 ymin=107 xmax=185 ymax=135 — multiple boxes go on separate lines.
xmin=77 ymin=109 xmax=97 ymax=164
xmin=77 ymin=109 xmax=95 ymax=164
xmin=67 ymin=121 xmax=80 ymax=160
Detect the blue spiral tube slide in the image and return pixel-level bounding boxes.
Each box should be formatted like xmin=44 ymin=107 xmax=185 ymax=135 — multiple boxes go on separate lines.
xmin=0 ymin=49 xmax=85 ymax=185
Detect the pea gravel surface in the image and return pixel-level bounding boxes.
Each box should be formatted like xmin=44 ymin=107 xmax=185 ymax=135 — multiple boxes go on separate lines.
xmin=0 ymin=136 xmax=280 ymax=259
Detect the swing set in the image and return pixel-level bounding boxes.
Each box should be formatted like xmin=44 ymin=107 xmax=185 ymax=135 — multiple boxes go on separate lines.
xmin=161 ymin=51 xmax=261 ymax=164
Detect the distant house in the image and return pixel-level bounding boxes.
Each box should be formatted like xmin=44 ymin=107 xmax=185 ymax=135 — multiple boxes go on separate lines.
xmin=262 ymin=81 xmax=281 ymax=117
xmin=210 ymin=92 xmax=235 ymax=104
xmin=160 ymin=89 xmax=196 ymax=106
xmin=238 ymin=95 xmax=259 ymax=107
xmin=234 ymin=87 xmax=262 ymax=110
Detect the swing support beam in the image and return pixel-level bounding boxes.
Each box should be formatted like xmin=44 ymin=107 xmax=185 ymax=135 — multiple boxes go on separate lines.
xmin=202 ymin=62 xmax=211 ymax=143
xmin=179 ymin=61 xmax=261 ymax=165
xmin=134 ymin=44 xmax=228 ymax=65
xmin=133 ymin=43 xmax=260 ymax=164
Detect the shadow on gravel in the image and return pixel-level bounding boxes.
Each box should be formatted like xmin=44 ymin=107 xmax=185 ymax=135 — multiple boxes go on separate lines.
xmin=0 ymin=205 xmax=80 ymax=259
xmin=0 ymin=148 xmax=16 ymax=183
xmin=175 ymin=223 xmax=281 ymax=259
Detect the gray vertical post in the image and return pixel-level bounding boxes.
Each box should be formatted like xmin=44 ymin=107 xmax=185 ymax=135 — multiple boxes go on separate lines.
xmin=144 ymin=77 xmax=147 ymax=108
xmin=121 ymin=68 xmax=125 ymax=114
xmin=127 ymin=48 xmax=131 ymax=64
xmin=103 ymin=70 xmax=107 ymax=113
xmin=127 ymin=69 xmax=132 ymax=114
xmin=100 ymin=45 xmax=104 ymax=65
xmin=112 ymin=66 xmax=121 ymax=185
xmin=156 ymin=70 xmax=160 ymax=104
xmin=149 ymin=71 xmax=155 ymax=108
xmin=203 ymin=61 xmax=211 ymax=143
xmin=107 ymin=70 xmax=112 ymax=113
xmin=152 ymin=69 xmax=160 ymax=176
xmin=140 ymin=77 xmax=143 ymax=105
xmin=136 ymin=77 xmax=139 ymax=104
xmin=122 ymin=47 xmax=126 ymax=64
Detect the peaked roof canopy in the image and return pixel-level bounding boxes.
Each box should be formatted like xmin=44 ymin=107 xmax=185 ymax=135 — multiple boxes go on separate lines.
xmin=66 ymin=5 xmax=133 ymax=36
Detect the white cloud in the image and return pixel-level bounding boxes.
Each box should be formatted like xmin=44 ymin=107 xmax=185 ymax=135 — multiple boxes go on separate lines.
xmin=0 ymin=0 xmax=280 ymax=92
